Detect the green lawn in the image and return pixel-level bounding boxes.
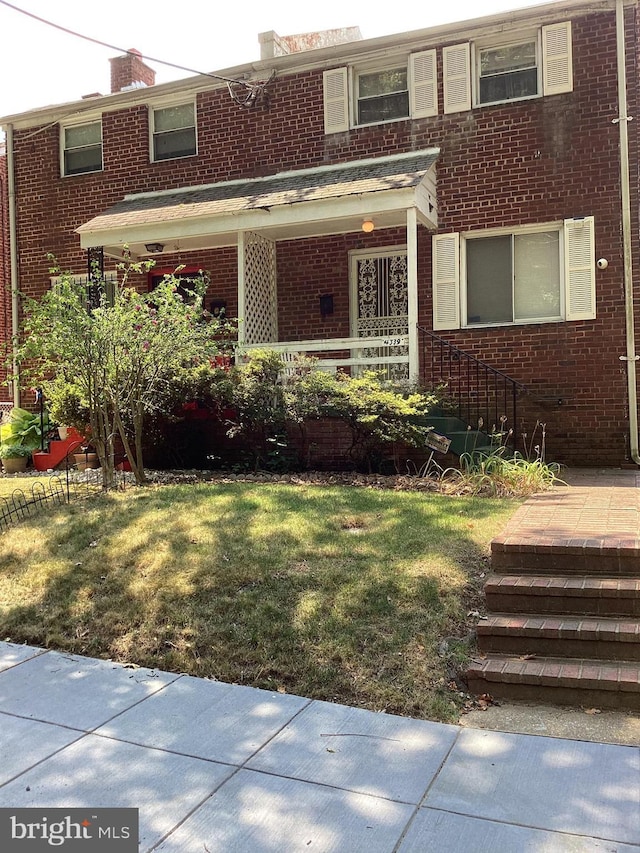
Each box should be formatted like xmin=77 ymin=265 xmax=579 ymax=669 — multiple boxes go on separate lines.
xmin=0 ymin=481 xmax=518 ymax=721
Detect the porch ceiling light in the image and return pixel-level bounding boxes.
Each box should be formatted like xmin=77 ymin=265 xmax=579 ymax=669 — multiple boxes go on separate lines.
xmin=361 ymin=219 xmax=375 ymax=233
xmin=144 ymin=242 xmax=165 ymax=253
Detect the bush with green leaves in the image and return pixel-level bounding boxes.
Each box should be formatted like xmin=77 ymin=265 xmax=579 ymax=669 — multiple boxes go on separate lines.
xmin=15 ymin=263 xmax=230 ymax=487
xmin=224 ymin=354 xmax=439 ymax=473
xmin=318 ymin=370 xmax=438 ymax=472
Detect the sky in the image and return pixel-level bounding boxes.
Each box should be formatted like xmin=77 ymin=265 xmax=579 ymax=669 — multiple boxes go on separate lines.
xmin=0 ymin=0 xmax=543 ymax=122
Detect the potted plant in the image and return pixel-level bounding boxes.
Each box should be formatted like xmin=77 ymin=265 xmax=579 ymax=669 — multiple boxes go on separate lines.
xmin=0 ymin=443 xmax=31 ymax=474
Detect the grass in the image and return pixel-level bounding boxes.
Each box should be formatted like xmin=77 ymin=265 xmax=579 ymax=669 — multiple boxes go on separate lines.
xmin=0 ymin=480 xmax=517 ymax=722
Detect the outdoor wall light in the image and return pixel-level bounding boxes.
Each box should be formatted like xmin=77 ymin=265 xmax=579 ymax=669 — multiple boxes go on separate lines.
xmin=361 ymin=219 xmax=375 ymax=233
xmin=144 ymin=243 xmax=165 ymax=253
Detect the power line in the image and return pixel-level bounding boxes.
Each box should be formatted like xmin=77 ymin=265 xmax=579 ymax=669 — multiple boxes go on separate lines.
xmin=0 ymin=0 xmax=273 ymax=106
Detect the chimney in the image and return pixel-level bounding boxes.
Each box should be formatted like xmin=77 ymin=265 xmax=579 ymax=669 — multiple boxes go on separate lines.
xmin=109 ymin=48 xmax=156 ymax=94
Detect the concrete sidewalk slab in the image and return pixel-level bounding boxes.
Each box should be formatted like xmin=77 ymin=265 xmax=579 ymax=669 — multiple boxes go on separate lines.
xmin=247 ymin=698 xmax=458 ymax=803
xmin=95 ymin=675 xmax=309 ymax=764
xmin=0 ymin=641 xmax=45 ymax=671
xmin=0 ymin=715 xmax=82 ymax=786
xmin=424 ymin=728 xmax=640 ymax=844
xmin=400 ymin=809 xmax=640 ymax=852
xmin=154 ymin=769 xmax=415 ymax=853
xmin=0 ymin=649 xmax=178 ymax=730
xmin=0 ymin=733 xmax=235 ymax=851
xmin=1 ymin=641 xmax=639 ymax=852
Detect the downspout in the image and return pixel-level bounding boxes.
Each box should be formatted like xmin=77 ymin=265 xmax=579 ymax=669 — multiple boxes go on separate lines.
xmin=615 ymin=0 xmax=640 ymax=463
xmin=6 ymin=124 xmax=19 ymax=407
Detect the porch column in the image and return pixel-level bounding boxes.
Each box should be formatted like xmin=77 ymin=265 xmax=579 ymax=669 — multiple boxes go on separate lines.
xmin=406 ymin=207 xmax=419 ymax=382
xmin=237 ymin=230 xmax=278 ymax=346
xmin=237 ymin=232 xmax=246 ymax=346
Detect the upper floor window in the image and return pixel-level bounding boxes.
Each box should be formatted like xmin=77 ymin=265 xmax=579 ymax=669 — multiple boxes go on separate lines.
xmin=62 ymin=120 xmax=102 ymax=176
xmin=444 ymin=20 xmax=572 ymax=113
xmin=323 ymin=51 xmax=437 ymax=133
xmin=151 ymin=102 xmax=196 ymax=161
xmin=477 ymin=40 xmax=538 ymax=105
xmin=357 ymin=68 xmax=409 ymax=125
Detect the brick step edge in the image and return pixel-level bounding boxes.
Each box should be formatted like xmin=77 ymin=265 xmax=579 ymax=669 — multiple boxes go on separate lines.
xmin=484 ymin=574 xmax=640 ymax=616
xmin=466 ymin=655 xmax=640 ymax=710
xmin=478 ymin=613 xmax=640 ymax=641
xmin=491 ymin=541 xmax=640 ymax=575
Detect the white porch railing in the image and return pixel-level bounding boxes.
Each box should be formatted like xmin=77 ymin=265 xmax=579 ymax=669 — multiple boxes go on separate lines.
xmin=236 ymin=335 xmax=410 ymax=373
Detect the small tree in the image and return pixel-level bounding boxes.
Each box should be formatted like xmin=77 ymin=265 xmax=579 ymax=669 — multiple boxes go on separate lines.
xmin=16 ymin=263 xmax=229 ymax=487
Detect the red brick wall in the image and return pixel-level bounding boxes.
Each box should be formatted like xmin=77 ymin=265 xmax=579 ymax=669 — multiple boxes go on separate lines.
xmin=8 ymin=6 xmax=640 ymax=465
xmin=0 ymin=149 xmax=11 ymax=403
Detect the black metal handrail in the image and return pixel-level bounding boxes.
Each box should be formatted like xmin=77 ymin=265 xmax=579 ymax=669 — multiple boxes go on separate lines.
xmin=418 ymin=327 xmax=526 ymax=449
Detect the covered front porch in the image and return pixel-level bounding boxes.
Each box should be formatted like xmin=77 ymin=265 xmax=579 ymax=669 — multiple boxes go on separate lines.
xmin=77 ymin=150 xmax=439 ymax=381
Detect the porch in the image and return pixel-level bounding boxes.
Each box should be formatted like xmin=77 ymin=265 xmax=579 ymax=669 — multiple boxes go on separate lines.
xmin=76 ymin=149 xmax=524 ymax=445
xmin=77 ymin=151 xmax=438 ymax=382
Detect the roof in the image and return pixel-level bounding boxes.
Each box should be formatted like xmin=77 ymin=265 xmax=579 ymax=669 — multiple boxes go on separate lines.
xmin=77 ymin=151 xmax=439 ymax=236
xmin=1 ymin=0 xmax=632 ymax=129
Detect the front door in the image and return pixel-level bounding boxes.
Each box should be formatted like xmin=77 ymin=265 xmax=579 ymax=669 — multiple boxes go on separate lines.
xmin=350 ymin=247 xmax=409 ymax=380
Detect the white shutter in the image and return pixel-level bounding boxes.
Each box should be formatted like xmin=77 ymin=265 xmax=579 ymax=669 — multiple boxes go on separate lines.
xmin=443 ymin=43 xmax=471 ymax=114
xmin=433 ymin=233 xmax=460 ymax=330
xmin=564 ymin=217 xmax=595 ymax=320
xmin=543 ymin=21 xmax=573 ymax=95
xmin=410 ymin=50 xmax=438 ymax=118
xmin=323 ymin=68 xmax=349 ymax=133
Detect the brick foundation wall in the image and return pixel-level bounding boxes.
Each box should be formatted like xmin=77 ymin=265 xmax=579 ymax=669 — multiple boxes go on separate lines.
xmin=7 ymin=6 xmax=639 ymax=465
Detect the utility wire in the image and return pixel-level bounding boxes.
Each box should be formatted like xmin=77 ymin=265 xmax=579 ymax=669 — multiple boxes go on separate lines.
xmin=0 ymin=0 xmax=267 ymax=92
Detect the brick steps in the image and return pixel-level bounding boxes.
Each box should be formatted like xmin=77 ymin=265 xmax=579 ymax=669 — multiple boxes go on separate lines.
xmin=467 ymin=534 xmax=640 ymax=709
xmin=491 ymin=542 xmax=640 ymax=576
xmin=477 ymin=613 xmax=640 ymax=660
xmin=466 ymin=654 xmax=640 ymax=710
xmin=484 ymin=573 xmax=640 ymax=616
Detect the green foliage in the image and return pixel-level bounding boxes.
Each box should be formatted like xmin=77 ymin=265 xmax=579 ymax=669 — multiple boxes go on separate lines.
xmin=224 ymin=353 xmax=440 ymax=473
xmin=323 ymin=370 xmax=437 ymax=471
xmin=15 ymin=263 xmax=230 ymax=487
xmin=448 ymin=421 xmax=563 ymax=496
xmin=45 ymin=379 xmax=90 ymax=433
xmin=225 ymin=350 xmax=287 ymax=470
xmin=0 ymin=442 xmax=32 ymax=459
xmin=0 ymin=406 xmax=49 ymax=452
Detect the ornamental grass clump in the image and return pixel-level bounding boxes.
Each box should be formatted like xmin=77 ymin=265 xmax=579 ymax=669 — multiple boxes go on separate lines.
xmin=445 ymin=420 xmax=564 ymax=496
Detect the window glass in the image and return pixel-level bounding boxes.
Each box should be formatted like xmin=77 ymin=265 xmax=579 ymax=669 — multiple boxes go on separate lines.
xmin=465 ymin=229 xmax=561 ymax=325
xmin=154 ymin=103 xmax=194 ymax=132
xmin=153 ymin=103 xmax=196 ymax=161
xmin=357 ymin=68 xmax=409 ymax=124
xmin=466 ymin=235 xmax=513 ymax=325
xmin=63 ymin=121 xmax=102 ymax=175
xmin=479 ymin=41 xmax=537 ymax=103
xmin=514 ymin=231 xmax=560 ymax=320
xmin=65 ymin=123 xmax=101 ymax=148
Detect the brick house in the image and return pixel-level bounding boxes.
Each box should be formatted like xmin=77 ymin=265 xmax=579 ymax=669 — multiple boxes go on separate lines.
xmin=0 ymin=142 xmax=10 ymax=411
xmin=0 ymin=0 xmax=639 ymax=465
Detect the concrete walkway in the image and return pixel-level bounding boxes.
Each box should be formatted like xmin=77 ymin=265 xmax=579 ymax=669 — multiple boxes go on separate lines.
xmin=1 ymin=640 xmax=638 ymax=852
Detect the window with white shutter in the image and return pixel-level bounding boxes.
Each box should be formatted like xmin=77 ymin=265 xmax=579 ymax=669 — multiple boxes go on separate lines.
xmin=542 ymin=21 xmax=573 ymax=96
xmin=564 ymin=217 xmax=595 ymax=320
xmin=443 ymin=43 xmax=471 ymax=114
xmin=410 ymin=50 xmax=438 ymax=118
xmin=432 ymin=218 xmax=595 ymax=329
xmin=323 ymin=68 xmax=349 ymax=133
xmin=433 ymin=233 xmax=460 ymax=330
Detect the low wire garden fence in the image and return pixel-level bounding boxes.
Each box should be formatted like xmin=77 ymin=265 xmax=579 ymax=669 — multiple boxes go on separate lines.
xmin=0 ymin=466 xmax=130 ymax=533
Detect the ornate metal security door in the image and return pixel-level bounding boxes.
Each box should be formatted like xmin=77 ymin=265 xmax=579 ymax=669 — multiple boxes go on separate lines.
xmin=350 ymin=248 xmax=409 ymax=380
